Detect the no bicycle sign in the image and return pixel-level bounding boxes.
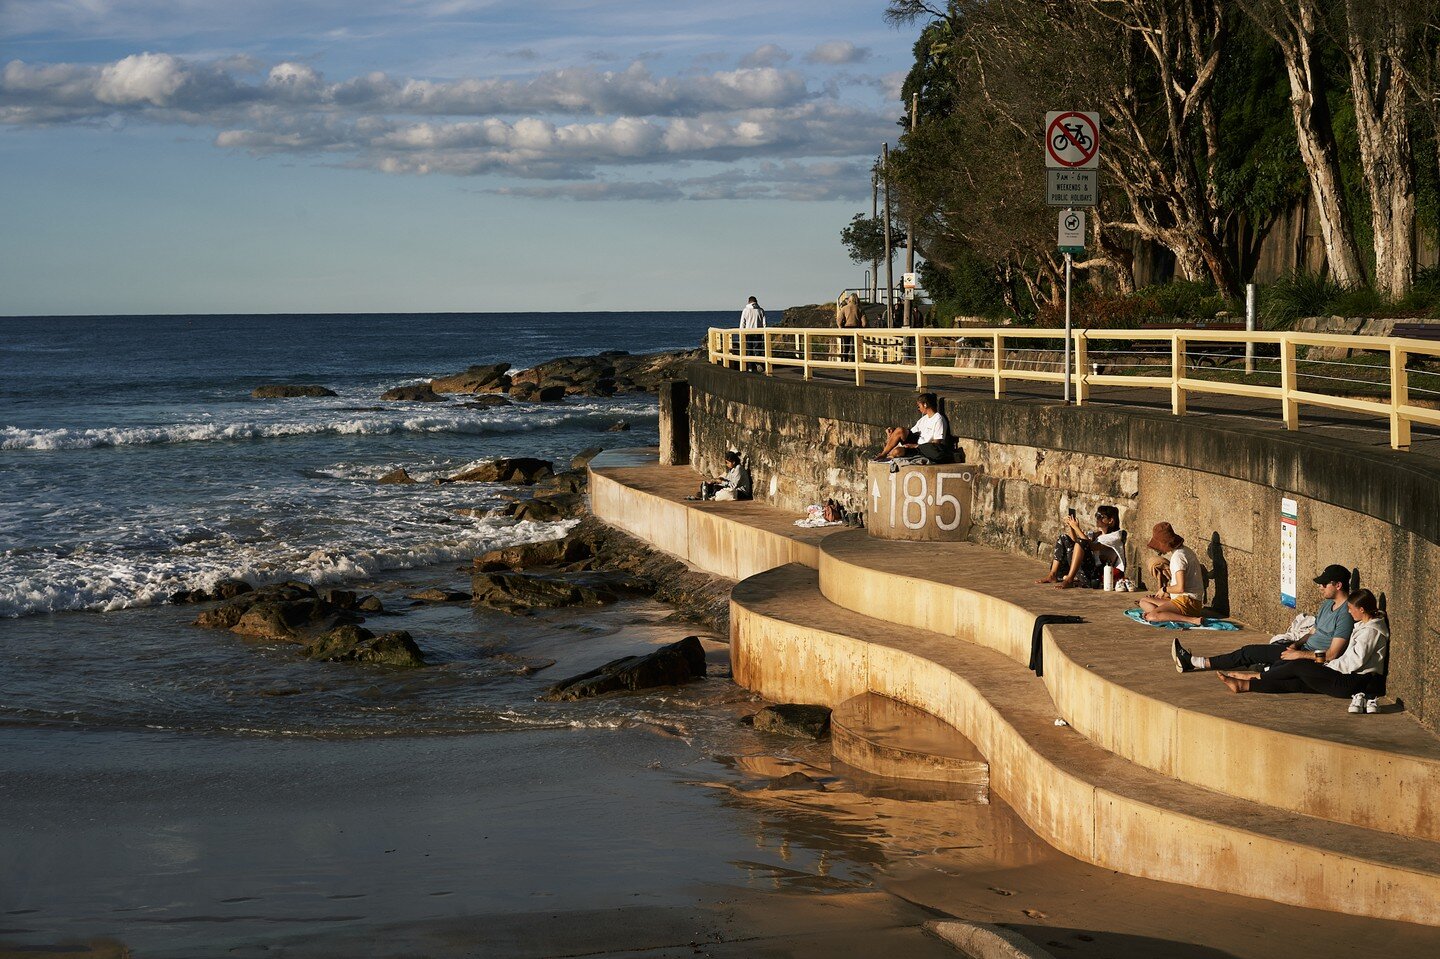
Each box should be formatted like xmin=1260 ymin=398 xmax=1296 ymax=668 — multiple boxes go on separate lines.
xmin=1045 ymin=111 xmax=1100 ymax=169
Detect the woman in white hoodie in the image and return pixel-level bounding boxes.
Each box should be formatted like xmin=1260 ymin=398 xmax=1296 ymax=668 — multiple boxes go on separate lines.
xmin=1220 ymin=588 xmax=1388 ymax=709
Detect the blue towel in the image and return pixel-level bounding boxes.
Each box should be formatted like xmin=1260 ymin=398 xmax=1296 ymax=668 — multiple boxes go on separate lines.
xmin=1124 ymin=608 xmax=1240 ymax=631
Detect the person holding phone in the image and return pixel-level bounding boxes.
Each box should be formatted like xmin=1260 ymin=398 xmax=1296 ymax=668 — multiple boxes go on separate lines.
xmin=1036 ymin=505 xmax=1124 ymax=589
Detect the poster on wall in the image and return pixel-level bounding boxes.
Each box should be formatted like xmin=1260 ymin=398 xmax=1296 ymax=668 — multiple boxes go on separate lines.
xmin=1280 ymin=497 xmax=1298 ymax=608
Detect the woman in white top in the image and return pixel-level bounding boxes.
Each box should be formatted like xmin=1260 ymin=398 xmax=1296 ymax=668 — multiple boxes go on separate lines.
xmin=1220 ymin=588 xmax=1388 ymax=710
xmin=1137 ymin=522 xmax=1205 ymax=625
xmin=874 ymin=392 xmax=954 ymax=464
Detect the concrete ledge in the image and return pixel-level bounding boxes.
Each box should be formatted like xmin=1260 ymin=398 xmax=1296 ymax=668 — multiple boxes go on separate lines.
xmin=734 ymin=565 xmax=1440 ymax=926
xmin=832 ymin=693 xmax=990 ymax=789
xmin=817 ymin=531 xmax=1440 ymax=844
xmin=588 ymin=448 xmax=843 ymax=580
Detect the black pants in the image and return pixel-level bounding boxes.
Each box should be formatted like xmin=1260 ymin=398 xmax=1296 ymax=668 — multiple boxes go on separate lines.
xmin=914 ymin=442 xmax=954 ymax=464
xmin=1052 ymin=534 xmax=1098 ymax=585
xmin=1208 ymin=643 xmax=1286 ymax=672
xmin=1250 ymin=661 xmax=1382 ymax=698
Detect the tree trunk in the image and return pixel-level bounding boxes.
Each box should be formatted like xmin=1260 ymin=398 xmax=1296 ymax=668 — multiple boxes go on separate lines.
xmin=1245 ymin=0 xmax=1366 ymax=286
xmin=1342 ymin=1 xmax=1417 ymax=298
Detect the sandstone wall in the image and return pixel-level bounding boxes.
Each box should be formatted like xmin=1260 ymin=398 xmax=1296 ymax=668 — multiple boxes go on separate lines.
xmin=681 ymin=361 xmax=1440 ymax=730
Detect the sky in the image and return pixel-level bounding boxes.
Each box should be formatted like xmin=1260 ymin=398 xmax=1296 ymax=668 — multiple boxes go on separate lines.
xmin=0 ymin=2 xmax=916 ymax=315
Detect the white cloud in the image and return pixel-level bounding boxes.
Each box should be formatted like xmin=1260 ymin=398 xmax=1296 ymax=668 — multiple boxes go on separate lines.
xmin=804 ymin=41 xmax=869 ymax=65
xmin=1 ymin=50 xmax=894 ymax=198
xmin=739 ymin=44 xmax=791 ymax=68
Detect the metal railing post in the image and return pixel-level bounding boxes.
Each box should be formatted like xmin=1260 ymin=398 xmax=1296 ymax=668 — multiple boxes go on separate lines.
xmin=1280 ymin=337 xmax=1299 ymax=430
xmin=992 ymin=333 xmax=1004 ymax=398
xmin=915 ymin=331 xmax=925 ymax=389
xmin=1390 ymin=341 xmax=1411 ymax=449
xmin=1171 ymin=334 xmax=1187 ymax=415
xmin=1074 ymin=332 xmax=1089 ymax=405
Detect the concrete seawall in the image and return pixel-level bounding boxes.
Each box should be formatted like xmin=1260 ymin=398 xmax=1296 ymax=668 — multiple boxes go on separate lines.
xmin=681 ymin=361 xmax=1440 ymax=731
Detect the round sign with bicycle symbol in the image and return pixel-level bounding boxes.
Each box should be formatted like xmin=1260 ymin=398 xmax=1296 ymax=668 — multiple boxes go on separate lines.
xmin=1045 ymin=111 xmax=1100 ymax=169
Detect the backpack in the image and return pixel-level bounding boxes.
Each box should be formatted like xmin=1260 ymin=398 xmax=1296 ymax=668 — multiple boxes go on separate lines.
xmin=822 ymin=498 xmax=845 ymax=523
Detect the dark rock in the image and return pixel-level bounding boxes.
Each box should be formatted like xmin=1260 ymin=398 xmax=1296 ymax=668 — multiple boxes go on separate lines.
xmin=320 ymin=588 xmax=357 ymax=609
xmin=538 ymin=469 xmax=588 ymax=495
xmin=471 ymin=569 xmax=638 ymax=614
xmin=445 ymin=457 xmax=554 ymax=485
xmin=378 ymin=468 xmax=417 ymax=485
xmin=461 ymin=395 xmax=513 ymax=409
xmin=303 ymin=625 xmax=426 ymax=667
xmin=541 ymin=636 xmax=707 ymax=701
xmin=430 ymin=362 xmax=512 ymax=394
xmin=358 ymin=595 xmax=385 ymax=613
xmin=381 ymin=384 xmax=446 ymax=402
xmin=252 ymin=384 xmax=337 ymax=399
xmin=535 ymin=384 xmax=567 ymax=403
xmin=213 ymin=579 xmax=253 ymax=601
xmin=571 ymin=446 xmax=604 ymax=470
xmin=473 ymin=538 xmax=590 ymax=571
xmin=510 ymin=492 xmax=584 ymax=522
xmin=406 ymin=588 xmax=470 ymax=603
xmin=231 ymin=598 xmax=361 ymax=643
xmin=195 ymin=605 xmax=246 ymax=629
xmin=605 ymin=420 xmax=631 ymax=432
xmin=764 ymin=772 xmax=827 ymax=792
xmin=750 ymin=704 xmax=832 ymax=739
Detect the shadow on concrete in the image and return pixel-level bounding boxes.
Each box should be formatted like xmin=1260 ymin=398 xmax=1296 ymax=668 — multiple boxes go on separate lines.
xmin=1206 ymin=532 xmax=1230 ymax=618
xmin=1003 ymin=924 xmax=1238 ymax=958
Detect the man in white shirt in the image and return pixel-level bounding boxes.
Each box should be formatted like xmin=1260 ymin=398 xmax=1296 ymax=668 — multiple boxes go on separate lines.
xmin=738 ymin=296 xmax=765 ymax=371
xmin=874 ymin=392 xmax=954 ymax=464
xmin=1137 ymin=522 xmax=1205 ymax=625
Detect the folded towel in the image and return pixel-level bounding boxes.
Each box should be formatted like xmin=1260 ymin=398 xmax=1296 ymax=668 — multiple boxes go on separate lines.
xmin=1124 ymin=608 xmax=1240 ymax=630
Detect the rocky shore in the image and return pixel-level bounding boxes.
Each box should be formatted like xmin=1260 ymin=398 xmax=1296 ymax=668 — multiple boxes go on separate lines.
xmin=185 ymin=346 xmax=727 ymax=699
xmin=253 ymin=347 xmax=700 ymax=405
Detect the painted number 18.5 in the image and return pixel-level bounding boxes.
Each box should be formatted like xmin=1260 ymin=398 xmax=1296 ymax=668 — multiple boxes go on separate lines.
xmin=871 ymin=471 xmax=973 ymax=531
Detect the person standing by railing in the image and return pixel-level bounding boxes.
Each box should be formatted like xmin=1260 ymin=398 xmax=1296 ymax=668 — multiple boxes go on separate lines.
xmin=739 ymin=296 xmax=766 ymax=372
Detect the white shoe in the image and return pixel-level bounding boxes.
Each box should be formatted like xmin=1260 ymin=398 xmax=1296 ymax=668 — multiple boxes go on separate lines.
xmin=1366 ymin=698 xmax=1380 ymax=714
xmin=1348 ymin=693 xmax=1366 ymax=714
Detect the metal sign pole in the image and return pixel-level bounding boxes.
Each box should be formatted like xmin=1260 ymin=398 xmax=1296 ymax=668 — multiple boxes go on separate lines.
xmin=1064 ymin=250 xmax=1073 ymax=404
xmin=1245 ymin=283 xmax=1256 ymax=375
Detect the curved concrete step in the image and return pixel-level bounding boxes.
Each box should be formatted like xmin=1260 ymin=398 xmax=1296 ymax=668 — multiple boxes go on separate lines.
xmin=832 ymin=693 xmax=990 ymax=792
xmin=733 ymin=564 xmax=1440 ymax=926
xmin=816 ymin=530 xmax=1440 ymax=844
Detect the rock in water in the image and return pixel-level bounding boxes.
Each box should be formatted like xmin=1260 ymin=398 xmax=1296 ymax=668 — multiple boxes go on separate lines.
xmin=430 ymin=362 xmax=512 ymax=394
xmin=605 ymin=420 xmax=631 ymax=432
xmin=473 ymin=538 xmax=590 ymax=571
xmin=749 ymin=704 xmax=832 ymax=739
xmin=251 ymin=385 xmax=337 ymax=398
xmin=764 ymin=772 xmax=827 ymax=791
xmin=377 ymin=468 xmax=417 ymax=485
xmin=406 ymin=588 xmax=470 ymax=603
xmin=471 ymin=569 xmax=631 ymax=613
xmin=357 ymin=595 xmax=385 ymax=613
xmin=445 ymin=457 xmax=554 ymax=485
xmin=229 ymin=597 xmax=361 ymax=642
xmin=380 ymin=384 xmax=446 ymax=402
xmin=303 ymin=625 xmax=426 ymax=667
xmin=571 ymin=446 xmax=604 ymax=470
xmin=542 ymin=636 xmax=707 ymax=701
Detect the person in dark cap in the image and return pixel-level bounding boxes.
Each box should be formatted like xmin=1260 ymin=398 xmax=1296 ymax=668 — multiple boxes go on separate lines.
xmin=1136 ymin=522 xmax=1205 ymax=625
xmin=1170 ymin=563 xmax=1355 ymax=674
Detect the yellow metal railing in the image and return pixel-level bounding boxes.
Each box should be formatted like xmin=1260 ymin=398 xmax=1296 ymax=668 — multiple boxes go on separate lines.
xmin=707 ymin=327 xmax=1440 ymax=451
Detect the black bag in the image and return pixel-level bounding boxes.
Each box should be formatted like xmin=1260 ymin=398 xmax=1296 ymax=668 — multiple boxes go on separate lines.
xmin=700 ymin=481 xmax=725 ymax=500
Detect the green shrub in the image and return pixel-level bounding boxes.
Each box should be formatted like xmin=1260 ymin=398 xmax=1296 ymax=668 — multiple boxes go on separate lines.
xmin=1260 ymin=271 xmax=1345 ymax=324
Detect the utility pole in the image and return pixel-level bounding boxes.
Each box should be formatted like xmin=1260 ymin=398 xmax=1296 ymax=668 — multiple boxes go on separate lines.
xmin=870 ymin=161 xmax=880 ymax=302
xmin=882 ymin=143 xmax=894 ymax=328
xmin=902 ymin=93 xmax=917 ymax=328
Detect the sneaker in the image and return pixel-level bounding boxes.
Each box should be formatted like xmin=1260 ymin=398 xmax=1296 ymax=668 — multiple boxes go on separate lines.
xmin=1348 ymin=693 xmax=1367 ymax=714
xmin=1171 ymin=638 xmax=1194 ymax=673
xmin=1366 ymin=698 xmax=1380 ymax=714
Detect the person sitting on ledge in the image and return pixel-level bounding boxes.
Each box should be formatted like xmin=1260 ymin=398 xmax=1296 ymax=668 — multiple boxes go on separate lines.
xmin=1216 ymin=589 xmax=1387 ymax=711
xmin=1137 ymin=522 xmax=1204 ymax=625
xmin=1036 ymin=506 xmax=1124 ymax=589
xmin=1171 ymin=563 xmax=1353 ymax=674
xmin=711 ymin=450 xmax=752 ymax=501
xmin=874 ymin=392 xmax=954 ymax=464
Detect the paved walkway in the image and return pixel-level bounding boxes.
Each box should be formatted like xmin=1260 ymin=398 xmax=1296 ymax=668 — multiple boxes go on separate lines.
xmin=745 ymin=362 xmax=1440 ymax=463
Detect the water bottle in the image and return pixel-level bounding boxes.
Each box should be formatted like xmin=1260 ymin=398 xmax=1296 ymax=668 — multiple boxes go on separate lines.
xmin=1103 ymin=566 xmax=1115 ymax=591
